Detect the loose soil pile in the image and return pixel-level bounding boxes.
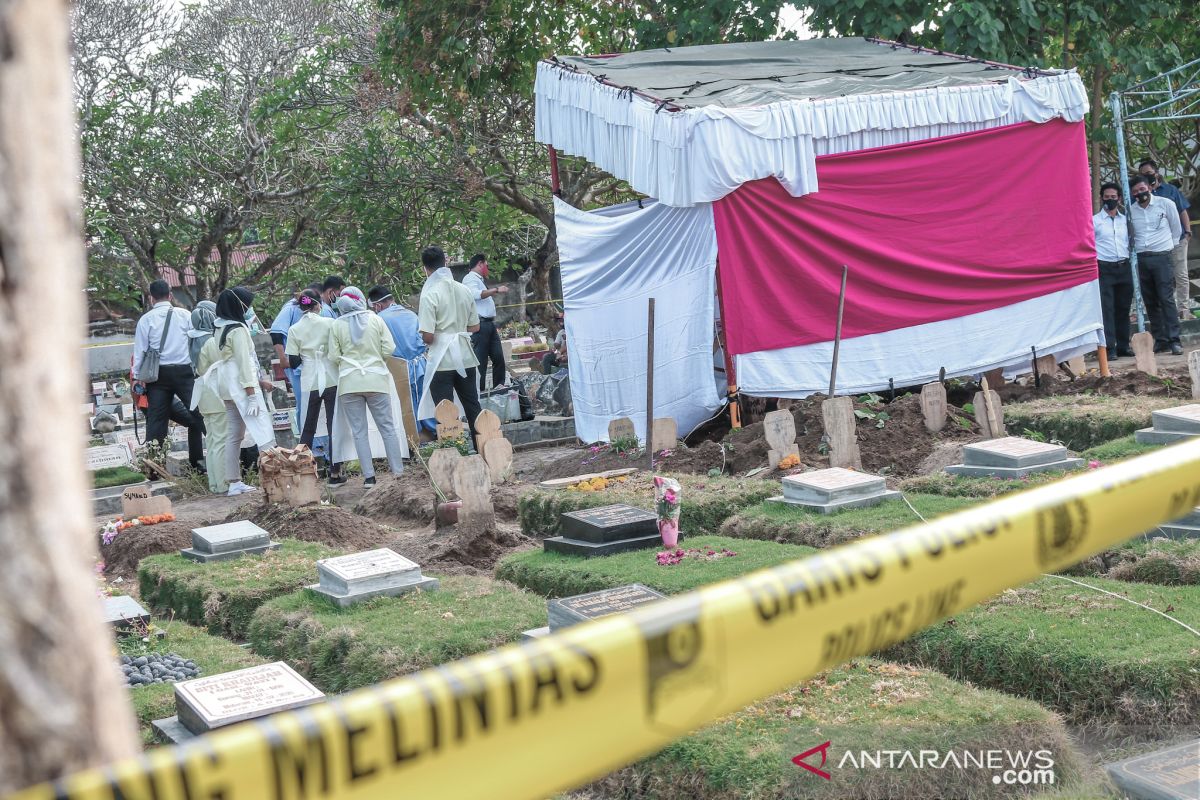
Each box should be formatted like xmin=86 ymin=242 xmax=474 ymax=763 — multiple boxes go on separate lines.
xmin=353 ymin=469 xmax=525 ymax=527
xmin=237 ymin=504 xmax=399 ymax=551
xmin=989 ymin=366 xmax=1191 ymax=404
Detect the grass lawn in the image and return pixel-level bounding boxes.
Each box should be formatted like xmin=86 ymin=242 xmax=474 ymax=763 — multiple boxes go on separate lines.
xmin=119 ymin=620 xmax=267 ymax=745
xmin=889 ymin=576 xmax=1200 ymax=727
xmin=138 ymin=540 xmax=339 ymax=639
xmin=1003 ymin=394 xmax=1183 ymax=451
xmin=1079 ymin=434 xmax=1159 ymax=462
xmin=718 ymin=493 xmax=977 ymax=548
xmin=93 ymin=466 xmax=148 ymax=489
xmin=898 ymin=471 xmax=1070 ymax=499
xmin=584 ymin=659 xmax=1093 ymax=800
xmin=496 ymin=535 xmax=816 ymax=597
xmin=247 ymin=575 xmax=544 ymax=692
xmin=519 ymin=474 xmax=777 ymax=538
xmin=1065 ymin=536 xmax=1200 ymax=586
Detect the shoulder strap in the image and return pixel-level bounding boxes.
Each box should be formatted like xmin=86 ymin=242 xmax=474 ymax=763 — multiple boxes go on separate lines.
xmin=158 ymin=306 xmax=174 ymax=350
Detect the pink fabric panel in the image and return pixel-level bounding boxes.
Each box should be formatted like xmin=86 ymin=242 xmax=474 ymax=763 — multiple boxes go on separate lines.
xmin=712 ymin=120 xmax=1097 ymax=356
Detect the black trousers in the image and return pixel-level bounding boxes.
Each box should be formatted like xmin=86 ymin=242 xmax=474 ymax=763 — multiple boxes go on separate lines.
xmin=471 ymin=317 xmax=506 ymax=391
xmin=1098 ymin=259 xmax=1133 ymax=352
xmin=430 ymin=367 xmax=483 ymax=447
xmin=145 ymin=364 xmax=205 ymax=466
xmin=300 ymin=387 xmax=339 ymax=474
xmin=1137 ymin=251 xmax=1181 ymax=347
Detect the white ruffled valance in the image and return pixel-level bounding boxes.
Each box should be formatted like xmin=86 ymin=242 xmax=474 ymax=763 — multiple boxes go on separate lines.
xmin=535 ymin=60 xmax=1088 ymax=207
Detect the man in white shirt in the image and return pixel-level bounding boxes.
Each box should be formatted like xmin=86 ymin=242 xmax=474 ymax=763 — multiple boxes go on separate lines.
xmin=1093 ymin=182 xmax=1134 ymax=360
xmin=132 ymin=279 xmax=206 ymax=468
xmin=1129 ymin=175 xmax=1184 ymax=355
xmin=419 ymin=246 xmax=483 ymax=445
xmin=461 ymin=253 xmax=509 ymax=392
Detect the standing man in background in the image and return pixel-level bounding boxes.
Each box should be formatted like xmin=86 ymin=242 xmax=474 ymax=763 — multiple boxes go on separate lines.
xmin=1139 ymin=159 xmax=1193 ymax=318
xmin=461 ymin=253 xmax=509 ymax=392
xmin=1129 ymin=174 xmax=1183 ymax=355
xmin=132 ymin=279 xmax=206 ymax=470
xmin=417 ymin=246 xmax=483 ymax=446
xmin=369 ymin=284 xmax=432 ymax=435
xmin=1093 ymin=183 xmax=1134 ymax=360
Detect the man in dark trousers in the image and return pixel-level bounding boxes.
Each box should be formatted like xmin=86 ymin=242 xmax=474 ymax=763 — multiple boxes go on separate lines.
xmin=132 ymin=279 xmax=206 ymax=468
xmin=418 ymin=246 xmax=483 ymax=446
xmin=1093 ymin=182 xmax=1134 ymax=360
xmin=461 ymin=253 xmax=509 ymax=391
xmin=1129 ymin=174 xmax=1184 ymax=355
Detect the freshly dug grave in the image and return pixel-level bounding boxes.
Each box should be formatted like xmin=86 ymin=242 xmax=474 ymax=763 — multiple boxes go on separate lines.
xmin=102 ymin=520 xmax=197 ymax=578
xmin=353 ymin=468 xmax=526 ymax=527
xmin=394 ymin=521 xmax=537 ymax=577
xmin=236 ymin=503 xmax=400 ymax=550
xmin=989 ymin=365 xmax=1190 ymax=404
xmin=582 ymin=659 xmax=1091 ymax=800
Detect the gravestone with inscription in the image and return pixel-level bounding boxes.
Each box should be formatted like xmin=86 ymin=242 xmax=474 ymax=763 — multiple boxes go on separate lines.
xmin=180 ymin=520 xmax=279 ymax=563
xmin=152 ymin=662 xmax=325 ymax=743
xmin=86 ymin=444 xmax=133 ymax=471
xmin=1105 ymin=739 xmax=1199 ymax=800
xmin=522 ymin=583 xmax=667 ymax=640
xmin=945 ymin=436 xmax=1084 ymax=478
xmin=768 ymin=467 xmax=900 ymax=514
xmin=543 ymin=503 xmax=661 ymax=557
xmin=1136 ymin=403 xmax=1200 ymax=446
xmin=307 ymin=548 xmax=438 ymax=607
xmin=102 ymin=595 xmax=151 ymax=629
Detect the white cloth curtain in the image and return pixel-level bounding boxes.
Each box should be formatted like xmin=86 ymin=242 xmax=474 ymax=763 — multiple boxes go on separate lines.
xmin=735 ymin=282 xmax=1104 ymax=397
xmin=535 ymin=62 xmax=1087 ymax=207
xmin=555 ymin=197 xmax=722 ymax=443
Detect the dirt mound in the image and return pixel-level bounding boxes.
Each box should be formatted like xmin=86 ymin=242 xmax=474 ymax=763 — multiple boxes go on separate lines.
xmin=101 ymin=520 xmax=195 ymax=578
xmin=404 ymin=522 xmax=537 ymax=577
xmin=992 ymin=366 xmax=1190 ymax=403
xmin=236 ymin=504 xmax=399 ymax=550
xmin=539 ymin=446 xmax=647 ymax=481
xmin=354 ymin=469 xmax=526 ymax=527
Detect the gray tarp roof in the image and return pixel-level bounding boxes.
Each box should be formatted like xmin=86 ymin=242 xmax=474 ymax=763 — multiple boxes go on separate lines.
xmin=547 ymin=38 xmax=1055 ymax=109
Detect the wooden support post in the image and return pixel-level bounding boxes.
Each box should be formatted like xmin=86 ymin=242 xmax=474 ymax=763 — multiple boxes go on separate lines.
xmin=1097 ymin=347 xmax=1111 ymax=378
xmin=828 ymin=265 xmax=849 ymax=397
xmin=646 ymin=298 xmax=655 ymax=471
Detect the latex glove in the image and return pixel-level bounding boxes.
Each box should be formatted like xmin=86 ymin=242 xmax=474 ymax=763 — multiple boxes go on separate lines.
xmin=244 ymin=400 xmax=260 ymax=418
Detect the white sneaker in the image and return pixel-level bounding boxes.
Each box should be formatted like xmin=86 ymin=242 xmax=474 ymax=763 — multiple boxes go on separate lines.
xmin=226 ymin=482 xmax=258 ymax=496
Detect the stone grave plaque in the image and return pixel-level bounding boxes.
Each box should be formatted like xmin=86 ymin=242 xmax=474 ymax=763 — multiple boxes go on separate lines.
xmin=121 ymin=403 xmax=135 ymax=421
xmin=962 ymin=437 xmax=1068 ymax=468
xmin=1150 ymin=405 xmax=1200 ymax=435
xmin=544 ymin=503 xmax=662 ymax=557
xmin=102 ymin=595 xmax=151 ymax=628
xmin=608 ymin=416 xmax=636 ymax=443
xmin=774 ymin=468 xmax=900 ymax=514
xmin=547 ymin=583 xmax=667 ymax=631
xmin=181 ymin=520 xmax=279 ymax=563
xmin=166 ymin=662 xmax=324 ymax=739
xmin=86 ymin=444 xmax=132 ymax=471
xmin=1157 ymin=506 xmax=1200 ymax=539
xmin=1106 ymin=739 xmax=1199 ymax=800
xmin=308 ymin=548 xmax=438 ymax=607
xmin=91 ymin=380 xmax=107 ymax=396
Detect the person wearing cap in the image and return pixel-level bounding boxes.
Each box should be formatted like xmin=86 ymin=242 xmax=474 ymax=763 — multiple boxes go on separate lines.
xmin=461 ymin=253 xmax=509 ymax=391
xmin=369 ymin=285 xmax=432 ymax=434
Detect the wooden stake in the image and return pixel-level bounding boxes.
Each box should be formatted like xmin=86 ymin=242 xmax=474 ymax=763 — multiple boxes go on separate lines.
xmin=829 ymin=265 xmax=849 ymax=397
xmin=1097 ymin=347 xmax=1111 ymax=378
xmin=646 ymin=297 xmax=655 ymax=472
xmin=1131 ymin=331 xmax=1158 ymax=376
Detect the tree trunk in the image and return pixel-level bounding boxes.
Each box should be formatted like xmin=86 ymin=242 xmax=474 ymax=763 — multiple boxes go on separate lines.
xmin=0 ymin=0 xmax=141 ymax=792
xmin=530 ymin=226 xmax=559 ymax=331
xmin=1089 ymin=66 xmax=1108 ymax=212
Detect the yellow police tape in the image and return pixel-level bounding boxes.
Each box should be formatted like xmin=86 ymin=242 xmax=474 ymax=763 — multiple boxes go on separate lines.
xmin=11 ymin=439 xmax=1200 ymax=800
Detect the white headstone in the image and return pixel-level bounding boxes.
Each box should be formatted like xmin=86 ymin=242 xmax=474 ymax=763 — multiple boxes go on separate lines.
xmin=174 ymin=662 xmax=324 ymax=733
xmin=86 ymin=444 xmax=133 ymax=471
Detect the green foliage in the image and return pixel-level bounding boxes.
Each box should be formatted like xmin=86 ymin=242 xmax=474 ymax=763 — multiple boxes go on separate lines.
xmin=92 ymin=466 xmax=148 ymax=489
xmin=418 ymin=434 xmax=471 ymax=459
xmin=496 ymin=535 xmax=815 ymax=597
xmin=1081 ymin=434 xmax=1159 ymax=462
xmin=1004 ymin=395 xmax=1180 ymax=451
xmin=899 ymin=471 xmax=1068 ymax=499
xmin=247 ymin=575 xmax=544 ymax=692
xmin=719 ymin=494 xmax=978 ymax=548
xmin=128 ymin=621 xmax=268 ymax=745
xmin=138 ymin=540 xmax=340 ymax=639
xmin=889 ymin=577 xmax=1200 ymax=726
xmin=595 ymin=660 xmax=1088 ymax=800
xmin=609 ymin=435 xmax=641 ymax=455
xmin=518 ymin=474 xmax=777 ymax=537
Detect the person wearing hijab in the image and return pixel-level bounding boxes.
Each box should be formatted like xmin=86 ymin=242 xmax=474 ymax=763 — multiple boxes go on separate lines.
xmin=211 ymin=287 xmax=276 ymax=495
xmin=328 ymin=285 xmax=406 ymax=485
xmin=188 ymin=301 xmax=231 ymax=493
xmin=285 ymin=288 xmax=343 ymax=483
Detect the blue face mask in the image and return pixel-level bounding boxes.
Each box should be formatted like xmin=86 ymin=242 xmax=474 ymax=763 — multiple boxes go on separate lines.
xmin=244 ymin=308 xmax=255 ymax=322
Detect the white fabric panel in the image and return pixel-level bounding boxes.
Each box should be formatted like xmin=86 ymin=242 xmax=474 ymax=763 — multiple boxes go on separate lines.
xmin=555 ymin=197 xmax=722 ymax=443
xmin=735 ymin=281 xmax=1104 ymax=398
xmin=535 ymin=61 xmax=1088 ymax=206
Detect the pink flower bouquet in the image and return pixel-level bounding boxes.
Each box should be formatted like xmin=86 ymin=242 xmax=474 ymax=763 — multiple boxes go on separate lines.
xmin=653 ymin=475 xmax=682 ymax=547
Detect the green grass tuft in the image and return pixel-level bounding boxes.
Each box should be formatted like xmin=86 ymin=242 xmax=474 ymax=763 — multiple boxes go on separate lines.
xmin=1003 ymin=394 xmax=1182 ymax=451
xmin=519 ymin=474 xmax=777 ymax=538
xmin=898 ymin=471 xmax=1067 ymax=499
xmin=719 ymin=494 xmax=976 ymax=548
xmin=889 ymin=576 xmax=1200 ymax=727
xmin=138 ymin=540 xmax=339 ymax=639
xmin=1064 ymin=537 xmax=1200 ymax=586
xmin=247 ymin=575 xmax=544 ymax=692
xmin=496 ymin=535 xmax=816 ymax=597
xmin=93 ymin=466 xmax=149 ymax=489
xmin=1080 ymin=434 xmax=1159 ymax=463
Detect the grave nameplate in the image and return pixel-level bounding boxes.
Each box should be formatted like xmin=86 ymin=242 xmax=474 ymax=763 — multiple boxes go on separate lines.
xmin=774 ymin=467 xmax=900 ymax=514
xmin=961 ymin=437 xmax=1068 ymax=468
xmin=91 ymin=380 xmax=107 ymax=396
xmin=172 ymin=662 xmax=324 ymax=736
xmin=86 ymin=444 xmax=133 ymax=471
xmin=559 ymin=504 xmax=658 ymax=544
xmin=102 ymin=595 xmax=151 ymax=628
xmin=308 ymin=548 xmax=438 ymax=607
xmin=547 ymin=584 xmax=667 ymax=631
xmin=121 ymin=403 xmax=135 ymax=421
xmin=1106 ymin=739 xmax=1199 ymax=800
xmin=181 ymin=520 xmax=279 ymax=563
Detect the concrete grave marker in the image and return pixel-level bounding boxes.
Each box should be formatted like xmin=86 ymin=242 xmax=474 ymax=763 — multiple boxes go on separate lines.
xmin=91 ymin=380 xmax=107 ymax=396
xmin=763 ymin=409 xmax=800 ymax=469
xmin=102 ymin=595 xmax=151 ymax=628
xmin=453 ymin=454 xmax=494 ymax=531
xmin=651 ymin=417 xmax=678 ymax=453
xmin=1190 ymin=351 xmax=1200 ymax=400
xmin=86 ymin=444 xmax=133 ymax=471
xmin=543 ymin=503 xmax=661 ymax=557
xmin=474 ymin=409 xmax=503 ymax=452
xmin=770 ymin=467 xmax=900 ymax=514
xmin=920 ymin=382 xmax=947 ymax=433
xmin=435 ymin=400 xmax=464 ymax=441
xmin=946 ymin=436 xmax=1083 ymax=478
xmin=122 ymin=484 xmax=173 ymax=518
xmin=308 ymin=548 xmax=438 ymax=607
xmin=1131 ymin=331 xmax=1158 ymax=376
xmin=482 ymin=437 xmax=514 ymax=483
xmin=524 ymin=583 xmax=667 ymax=641
xmin=1136 ymin=403 xmax=1200 ymax=445
xmin=427 ymin=447 xmax=461 ymax=499
xmin=1105 ymin=739 xmax=1199 ymax=800
xmin=972 ymin=388 xmax=1005 ymax=439
xmin=121 ymin=403 xmax=135 ymax=421
xmin=607 ymin=416 xmax=636 ymax=444
xmin=821 ymin=396 xmax=862 ymax=470
xmin=181 ymin=521 xmax=279 ymax=563
xmin=153 ymin=662 xmax=324 ymax=743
